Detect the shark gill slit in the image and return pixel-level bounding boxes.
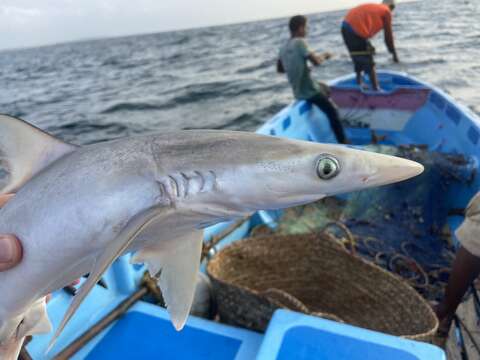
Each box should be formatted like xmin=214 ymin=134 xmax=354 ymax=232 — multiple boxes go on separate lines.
xmin=180 ymin=172 xmax=189 ymax=197
xmin=193 ymin=170 xmax=205 ymax=192
xmin=167 ymin=175 xmax=179 ymax=198
xmin=160 ymin=170 xmax=218 ymax=200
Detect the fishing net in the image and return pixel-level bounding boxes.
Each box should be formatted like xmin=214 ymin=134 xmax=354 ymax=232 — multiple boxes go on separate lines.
xmin=251 ymin=144 xmax=474 ymax=302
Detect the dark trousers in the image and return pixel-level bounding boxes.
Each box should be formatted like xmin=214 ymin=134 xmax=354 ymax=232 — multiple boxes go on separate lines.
xmin=341 ymin=24 xmax=375 ymax=74
xmin=307 ymin=93 xmax=346 ymax=144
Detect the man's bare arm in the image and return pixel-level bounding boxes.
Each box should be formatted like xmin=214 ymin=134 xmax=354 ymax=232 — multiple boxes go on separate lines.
xmin=307 ymin=52 xmax=332 ymax=66
xmin=384 ymin=20 xmax=399 ymax=62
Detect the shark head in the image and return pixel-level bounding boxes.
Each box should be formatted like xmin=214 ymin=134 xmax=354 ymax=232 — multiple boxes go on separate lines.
xmin=183 ymin=131 xmax=423 ymax=215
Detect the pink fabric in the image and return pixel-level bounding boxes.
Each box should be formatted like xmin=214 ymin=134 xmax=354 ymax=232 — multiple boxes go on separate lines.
xmin=330 ymin=88 xmax=430 ymax=111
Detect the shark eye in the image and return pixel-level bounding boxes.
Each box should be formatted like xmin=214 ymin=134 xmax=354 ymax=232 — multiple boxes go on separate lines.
xmin=316 ymin=155 xmax=340 ymax=180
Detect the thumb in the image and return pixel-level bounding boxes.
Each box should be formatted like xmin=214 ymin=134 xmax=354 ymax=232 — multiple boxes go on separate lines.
xmin=0 ymin=234 xmax=22 ymax=271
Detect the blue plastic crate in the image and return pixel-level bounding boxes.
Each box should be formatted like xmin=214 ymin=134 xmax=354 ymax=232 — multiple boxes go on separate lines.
xmin=257 ymin=310 xmax=445 ymax=360
xmin=85 ymin=302 xmax=262 ymax=359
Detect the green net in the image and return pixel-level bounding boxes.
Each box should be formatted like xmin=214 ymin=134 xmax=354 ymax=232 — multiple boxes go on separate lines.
xmin=252 ymin=145 xmax=474 ymax=301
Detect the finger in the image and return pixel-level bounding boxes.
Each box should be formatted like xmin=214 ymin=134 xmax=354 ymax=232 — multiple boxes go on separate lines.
xmin=0 ymin=194 xmax=15 ymax=208
xmin=0 ymin=234 xmax=23 ymax=271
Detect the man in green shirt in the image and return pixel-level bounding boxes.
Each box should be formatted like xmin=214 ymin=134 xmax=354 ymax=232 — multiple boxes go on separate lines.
xmin=277 ymin=15 xmax=347 ymax=144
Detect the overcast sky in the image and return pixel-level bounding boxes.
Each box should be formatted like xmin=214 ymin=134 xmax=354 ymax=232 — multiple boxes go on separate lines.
xmin=0 ymin=0 xmax=407 ymax=50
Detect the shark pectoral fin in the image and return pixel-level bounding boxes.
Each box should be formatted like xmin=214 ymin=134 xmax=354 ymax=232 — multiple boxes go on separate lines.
xmin=48 ymin=206 xmax=169 ymax=351
xmin=0 ymin=114 xmax=78 ymax=194
xmin=131 ymin=230 xmax=204 ymax=330
xmin=16 ymin=297 xmax=52 ymax=339
xmin=160 ymin=230 xmax=203 ymax=330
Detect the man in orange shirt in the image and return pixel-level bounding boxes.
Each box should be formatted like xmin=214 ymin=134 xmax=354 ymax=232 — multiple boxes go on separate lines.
xmin=341 ymin=0 xmax=399 ymax=91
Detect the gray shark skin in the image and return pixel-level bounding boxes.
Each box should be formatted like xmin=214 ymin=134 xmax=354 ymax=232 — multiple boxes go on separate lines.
xmin=0 ymin=114 xmax=423 ymax=359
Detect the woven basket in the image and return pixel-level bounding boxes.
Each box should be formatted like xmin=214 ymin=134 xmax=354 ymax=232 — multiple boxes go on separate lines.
xmin=207 ymin=233 xmax=438 ymax=341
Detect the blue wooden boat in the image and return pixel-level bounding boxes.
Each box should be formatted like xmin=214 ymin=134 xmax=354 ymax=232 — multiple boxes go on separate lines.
xmin=28 ymin=70 xmax=480 ymax=359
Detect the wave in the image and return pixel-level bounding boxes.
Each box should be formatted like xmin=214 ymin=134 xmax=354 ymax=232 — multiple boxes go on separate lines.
xmin=100 ymin=101 xmax=174 ymax=114
xmin=48 ymin=120 xmax=129 ymax=138
xmin=0 ymin=0 xmax=478 ymax=146
xmin=184 ymin=102 xmax=288 ymax=131
xmin=236 ymin=60 xmax=274 ymax=74
xmin=165 ymin=81 xmax=285 ymax=106
xmin=99 ymin=81 xmax=281 ymax=114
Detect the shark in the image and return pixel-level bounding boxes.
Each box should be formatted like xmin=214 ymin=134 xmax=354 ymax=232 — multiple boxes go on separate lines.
xmin=0 ymin=114 xmax=423 ymax=359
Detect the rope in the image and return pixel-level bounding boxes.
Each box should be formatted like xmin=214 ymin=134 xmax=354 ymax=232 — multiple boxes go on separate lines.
xmin=316 ymin=223 xmax=452 ymax=301
xmin=374 ymin=252 xmax=388 ymax=267
xmin=318 ymin=223 xmax=448 ymax=299
xmin=321 ymin=221 xmax=357 ymax=256
xmin=388 ymin=254 xmax=429 ymax=289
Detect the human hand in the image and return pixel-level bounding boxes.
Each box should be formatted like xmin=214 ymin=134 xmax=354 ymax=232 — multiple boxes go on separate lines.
xmin=0 ymin=234 xmax=22 ymax=271
xmin=322 ymin=52 xmax=333 ymax=60
xmin=0 ymin=195 xmax=80 ymax=304
xmin=0 ymin=194 xmax=21 ymax=271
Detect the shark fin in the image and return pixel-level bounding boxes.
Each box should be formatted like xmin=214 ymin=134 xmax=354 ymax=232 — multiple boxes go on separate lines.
xmin=16 ymin=297 xmax=52 ymax=339
xmin=47 ymin=206 xmax=168 ymax=351
xmin=131 ymin=244 xmax=165 ymax=277
xmin=131 ymin=230 xmax=203 ymax=330
xmin=0 ymin=114 xmax=77 ymax=195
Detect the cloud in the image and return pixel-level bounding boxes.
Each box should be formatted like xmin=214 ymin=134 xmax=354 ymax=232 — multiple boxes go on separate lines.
xmin=0 ymin=0 xmax=405 ymax=50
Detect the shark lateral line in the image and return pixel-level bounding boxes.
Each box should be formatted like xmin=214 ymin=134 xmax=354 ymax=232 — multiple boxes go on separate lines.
xmin=0 ymin=114 xmax=423 ymax=359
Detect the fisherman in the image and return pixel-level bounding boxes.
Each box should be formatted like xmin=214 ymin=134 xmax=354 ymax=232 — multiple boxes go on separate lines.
xmin=277 ymin=15 xmax=348 ymax=144
xmin=434 ymin=192 xmax=480 ymax=337
xmin=341 ymin=0 xmax=399 ymax=91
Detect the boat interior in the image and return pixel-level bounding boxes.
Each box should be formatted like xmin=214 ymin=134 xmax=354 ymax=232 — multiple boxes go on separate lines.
xmin=28 ymin=71 xmax=480 ymax=359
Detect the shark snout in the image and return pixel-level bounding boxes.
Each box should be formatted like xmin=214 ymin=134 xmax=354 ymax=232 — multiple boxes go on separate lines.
xmin=361 ymin=153 xmax=424 ymax=187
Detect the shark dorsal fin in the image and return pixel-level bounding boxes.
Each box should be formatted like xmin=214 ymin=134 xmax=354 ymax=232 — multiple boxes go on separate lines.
xmin=0 ymin=114 xmax=78 ymax=195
